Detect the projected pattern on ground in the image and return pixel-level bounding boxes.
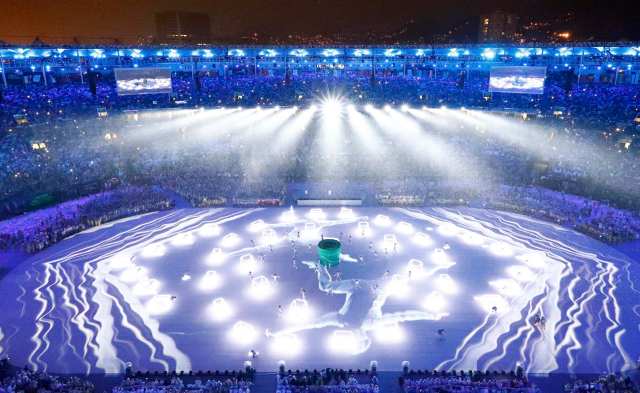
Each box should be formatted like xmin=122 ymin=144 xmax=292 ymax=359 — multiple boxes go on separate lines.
xmin=0 ymin=207 xmax=638 ymax=374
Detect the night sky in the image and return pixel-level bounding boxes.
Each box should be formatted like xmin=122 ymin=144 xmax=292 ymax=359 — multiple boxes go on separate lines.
xmin=0 ymin=0 xmax=638 ymax=44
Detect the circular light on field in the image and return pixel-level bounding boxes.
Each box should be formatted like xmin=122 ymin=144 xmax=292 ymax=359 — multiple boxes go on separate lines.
xmin=328 ymin=330 xmax=360 ymax=355
xmin=260 ymin=228 xmax=279 ymax=245
xmin=396 ymin=221 xmax=414 ymax=235
xmin=229 ymin=321 xmax=258 ymax=345
xmin=506 ymin=265 xmax=535 ymax=282
xmin=307 ymin=208 xmax=326 ymax=221
xmin=423 ymin=291 xmax=447 ymax=313
xmin=489 ymin=242 xmax=514 ymax=257
xmin=199 ymin=270 xmax=223 ymax=291
xmin=517 ymin=252 xmax=548 ymax=269
xmin=474 ymin=294 xmax=509 ymax=314
xmin=141 ymin=243 xmax=166 ymax=258
xmin=382 ymin=234 xmax=397 ymax=250
xmin=209 ymin=297 xmax=233 ymax=321
xmin=286 ymin=298 xmax=311 ymax=324
xmin=249 ymin=219 xmax=266 ymax=232
xmin=374 ymin=214 xmax=392 ymax=227
xmin=146 ymin=294 xmax=174 ymax=315
xmin=406 ymin=258 xmax=425 ymax=279
xmin=385 ymin=274 xmax=410 ymax=298
xmin=171 ymin=232 xmax=195 ymax=247
xmin=355 ymin=220 xmax=371 ymax=237
xmin=373 ymin=322 xmax=405 ymax=344
xmin=249 ymin=275 xmax=274 ymax=300
xmin=412 ymin=232 xmax=433 ymax=247
xmin=489 ymin=279 xmax=522 ymax=297
xmin=338 ymin=207 xmax=355 ymax=220
xmin=280 ymin=208 xmax=297 ymax=223
xmin=120 ymin=265 xmax=148 ymax=283
xmin=238 ymin=254 xmax=259 ymax=275
xmin=109 ymin=254 xmax=132 ymax=270
xmin=302 ymin=222 xmax=318 ymax=240
xmin=430 ymin=248 xmax=455 ymax=267
xmin=133 ymin=278 xmax=161 ymax=297
xmin=270 ymin=333 xmax=303 ymax=356
xmin=435 ymin=274 xmax=458 ymax=294
xmin=207 ymin=248 xmax=225 ymax=266
xmin=221 ymin=232 xmax=240 ymax=248
xmin=460 ymin=230 xmax=484 ymax=246
xmin=199 ymin=223 xmax=221 ymax=237
xmin=437 ymin=223 xmax=458 ymax=237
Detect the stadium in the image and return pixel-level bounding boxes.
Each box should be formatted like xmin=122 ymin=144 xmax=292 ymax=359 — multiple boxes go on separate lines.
xmin=1 ymin=4 xmax=640 ymax=393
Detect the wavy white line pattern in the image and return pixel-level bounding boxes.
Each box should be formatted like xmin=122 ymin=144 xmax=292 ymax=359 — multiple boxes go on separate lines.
xmin=0 ymin=207 xmax=637 ymax=374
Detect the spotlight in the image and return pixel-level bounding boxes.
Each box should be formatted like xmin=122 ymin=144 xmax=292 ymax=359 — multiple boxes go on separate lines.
xmin=384 ymin=104 xmax=391 ymax=112
xmin=321 ymin=98 xmax=343 ymax=116
xmin=401 ymin=104 xmax=410 ymax=112
xmin=364 ymin=104 xmax=374 ymax=112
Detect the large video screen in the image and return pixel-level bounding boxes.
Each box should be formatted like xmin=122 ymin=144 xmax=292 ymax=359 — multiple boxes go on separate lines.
xmin=489 ymin=66 xmax=547 ymax=94
xmin=114 ymin=68 xmax=172 ymax=96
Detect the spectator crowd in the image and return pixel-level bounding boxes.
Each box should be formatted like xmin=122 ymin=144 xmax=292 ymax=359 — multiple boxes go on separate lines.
xmin=0 ymin=71 xmax=639 ymax=253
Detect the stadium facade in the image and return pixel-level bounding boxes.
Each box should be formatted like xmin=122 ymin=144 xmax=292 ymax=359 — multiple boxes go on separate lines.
xmin=1 ymin=43 xmax=639 ymax=86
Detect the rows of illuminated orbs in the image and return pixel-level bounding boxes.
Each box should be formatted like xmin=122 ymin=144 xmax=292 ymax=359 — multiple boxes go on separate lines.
xmin=105 ymin=207 xmax=551 ymax=357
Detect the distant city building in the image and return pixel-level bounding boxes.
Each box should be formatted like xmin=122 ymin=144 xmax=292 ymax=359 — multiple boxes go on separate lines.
xmin=155 ymin=11 xmax=211 ymax=44
xmin=478 ymin=11 xmax=520 ymax=43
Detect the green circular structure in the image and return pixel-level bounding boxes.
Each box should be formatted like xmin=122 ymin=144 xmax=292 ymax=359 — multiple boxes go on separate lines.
xmin=317 ymin=238 xmax=342 ymax=268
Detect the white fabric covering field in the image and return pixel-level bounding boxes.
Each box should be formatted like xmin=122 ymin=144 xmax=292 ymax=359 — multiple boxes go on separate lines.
xmin=0 ymin=207 xmax=638 ymax=375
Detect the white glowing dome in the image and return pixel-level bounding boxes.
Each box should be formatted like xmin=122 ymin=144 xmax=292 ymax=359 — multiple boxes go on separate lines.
xmin=249 ymin=219 xmax=266 ymax=232
xmin=133 ymin=278 xmax=161 ymax=297
xmin=109 ymin=254 xmax=132 ymax=270
xmin=238 ymin=254 xmax=258 ymax=274
xmin=199 ymin=270 xmax=222 ymax=291
xmin=396 ymin=221 xmax=414 ymax=234
xmin=423 ymin=291 xmax=446 ymax=313
xmin=207 ymin=247 xmax=225 ymax=266
xmin=374 ymin=214 xmax=392 ymax=227
xmin=210 ymin=297 xmax=233 ymax=321
xmin=141 ymin=243 xmax=166 ymax=258
xmin=229 ymin=321 xmax=258 ymax=344
xmin=412 ymin=232 xmax=432 ymax=247
xmin=120 ymin=265 xmax=147 ymax=283
xmin=146 ymin=294 xmax=175 ymax=315
xmin=338 ymin=207 xmax=355 ymax=220
xmin=287 ymin=298 xmax=311 ymax=323
xmin=221 ymin=232 xmax=240 ymax=248
xmin=249 ymin=275 xmax=274 ymax=299
xmin=200 ymin=223 xmax=221 ymax=237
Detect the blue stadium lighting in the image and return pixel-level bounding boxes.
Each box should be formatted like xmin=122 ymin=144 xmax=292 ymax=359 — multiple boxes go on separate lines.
xmin=481 ymin=48 xmax=496 ymax=60
xmin=515 ymin=49 xmax=531 ymax=59
xmin=353 ymin=49 xmax=371 ymax=57
xmin=322 ymin=49 xmax=340 ymax=57
xmin=259 ymin=49 xmax=278 ymax=57
xmin=289 ymin=49 xmax=308 ymax=57
xmin=168 ymin=49 xmax=180 ymax=59
xmin=447 ymin=48 xmax=460 ymax=57
xmin=91 ymin=49 xmax=106 ymax=59
xmin=130 ymin=49 xmax=144 ymax=58
xmin=384 ymin=48 xmax=402 ymax=57
xmin=56 ymin=48 xmax=66 ymax=55
xmin=558 ymin=47 xmax=571 ymax=57
xmin=415 ymin=49 xmax=428 ymax=57
xmin=202 ymin=49 xmax=214 ymax=58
